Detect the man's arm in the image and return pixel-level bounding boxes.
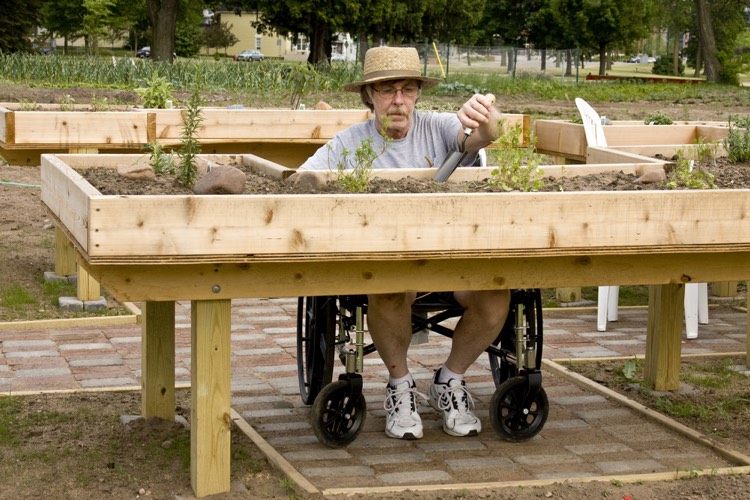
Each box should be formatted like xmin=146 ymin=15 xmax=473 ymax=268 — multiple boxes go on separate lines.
xmin=456 ymin=94 xmax=500 ymax=154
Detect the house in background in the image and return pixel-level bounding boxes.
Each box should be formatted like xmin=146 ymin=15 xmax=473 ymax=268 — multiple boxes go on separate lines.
xmin=213 ymin=10 xmax=296 ymax=59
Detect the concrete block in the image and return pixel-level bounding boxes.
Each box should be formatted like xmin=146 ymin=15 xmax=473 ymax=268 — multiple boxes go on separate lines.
xmin=83 ymin=296 xmax=108 ymax=311
xmin=58 ymin=296 xmax=83 ymax=311
xmin=43 ymin=271 xmax=68 ymax=283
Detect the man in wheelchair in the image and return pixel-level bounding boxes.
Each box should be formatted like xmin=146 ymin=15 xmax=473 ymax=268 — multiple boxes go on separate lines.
xmin=293 ymin=46 xmax=507 ymax=440
xmin=370 ymin=290 xmax=509 ymax=439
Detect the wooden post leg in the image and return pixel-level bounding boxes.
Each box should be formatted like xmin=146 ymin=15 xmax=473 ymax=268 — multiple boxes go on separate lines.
xmin=190 ymin=299 xmax=231 ymax=497
xmin=141 ymin=301 xmax=175 ymax=421
xmin=555 ymin=287 xmax=581 ymax=303
xmin=746 ymin=281 xmax=749 ymax=368
xmin=644 ymin=284 xmax=684 ymax=391
xmin=711 ymin=281 xmax=738 ymax=297
xmin=76 ymin=264 xmax=101 ymax=301
xmin=54 ymin=226 xmax=77 ymax=276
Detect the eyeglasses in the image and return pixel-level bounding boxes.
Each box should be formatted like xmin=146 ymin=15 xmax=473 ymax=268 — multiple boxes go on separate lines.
xmin=372 ymin=85 xmax=420 ymax=98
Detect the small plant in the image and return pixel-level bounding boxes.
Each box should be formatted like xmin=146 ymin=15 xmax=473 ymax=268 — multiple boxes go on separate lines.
xmin=332 ymin=119 xmax=392 ymax=193
xmin=621 ymin=356 xmax=639 ymax=381
xmin=486 ymin=121 xmax=545 ymax=192
xmin=89 ymin=95 xmax=113 ymax=112
xmin=175 ymin=82 xmax=204 ymax=188
xmin=724 ymin=115 xmax=750 ymax=163
xmin=146 ymin=140 xmax=176 ymax=175
xmin=644 ymin=111 xmax=673 ymax=125
xmin=58 ymin=94 xmax=76 ymax=111
xmin=18 ymin=100 xmax=39 ymax=111
xmin=665 ymin=149 xmax=716 ymax=190
xmin=135 ymin=70 xmax=176 ymax=109
xmin=693 ymin=137 xmax=719 ymax=166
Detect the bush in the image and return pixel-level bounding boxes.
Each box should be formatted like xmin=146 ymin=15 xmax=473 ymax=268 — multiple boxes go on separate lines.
xmin=652 ymin=56 xmax=685 ymax=76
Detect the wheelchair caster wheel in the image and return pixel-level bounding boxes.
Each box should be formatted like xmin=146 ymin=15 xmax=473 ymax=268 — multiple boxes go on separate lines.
xmin=311 ymin=380 xmax=367 ymax=448
xmin=490 ymin=376 xmax=549 ymax=442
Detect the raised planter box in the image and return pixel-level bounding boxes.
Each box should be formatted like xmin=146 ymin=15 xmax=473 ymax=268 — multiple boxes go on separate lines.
xmin=534 ymin=119 xmax=730 ymax=162
xmin=40 ymin=152 xmax=750 ymax=497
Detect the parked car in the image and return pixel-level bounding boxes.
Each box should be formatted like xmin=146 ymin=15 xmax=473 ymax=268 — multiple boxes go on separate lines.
xmin=331 ymin=52 xmax=346 ymax=61
xmin=136 ymin=46 xmax=176 ymax=60
xmin=234 ymin=49 xmax=264 ymax=62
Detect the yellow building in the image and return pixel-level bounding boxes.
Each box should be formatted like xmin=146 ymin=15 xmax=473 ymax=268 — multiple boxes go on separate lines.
xmin=215 ymin=10 xmax=294 ymax=59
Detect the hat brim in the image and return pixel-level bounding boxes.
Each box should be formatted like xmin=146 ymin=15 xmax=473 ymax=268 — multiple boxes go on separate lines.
xmin=344 ymin=75 xmax=442 ymax=92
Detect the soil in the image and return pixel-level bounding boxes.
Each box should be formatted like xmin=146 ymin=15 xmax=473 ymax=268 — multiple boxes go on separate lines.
xmin=2 ymin=83 xmax=750 ymax=499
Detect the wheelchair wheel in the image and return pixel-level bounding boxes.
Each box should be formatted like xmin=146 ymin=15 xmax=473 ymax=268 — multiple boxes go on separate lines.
xmin=489 ymin=376 xmax=549 ymax=442
xmin=297 ymin=297 xmax=336 ymax=405
xmin=311 ymin=380 xmax=367 ymax=448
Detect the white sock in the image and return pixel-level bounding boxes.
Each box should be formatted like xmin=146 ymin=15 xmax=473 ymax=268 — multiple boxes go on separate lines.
xmin=389 ymin=373 xmax=414 ymax=388
xmin=437 ymin=365 xmax=463 ymax=384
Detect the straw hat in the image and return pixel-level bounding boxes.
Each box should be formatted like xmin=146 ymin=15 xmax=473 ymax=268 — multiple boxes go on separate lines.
xmin=343 ymin=46 xmax=442 ymax=92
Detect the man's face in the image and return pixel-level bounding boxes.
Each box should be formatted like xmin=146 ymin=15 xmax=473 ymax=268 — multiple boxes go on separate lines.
xmin=370 ymin=79 xmax=421 ymax=139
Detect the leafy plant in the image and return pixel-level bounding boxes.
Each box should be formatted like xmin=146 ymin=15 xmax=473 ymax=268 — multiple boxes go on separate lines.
xmin=665 ymin=148 xmax=716 ymax=190
xmin=486 ymin=121 xmax=545 ymax=192
xmin=644 ymin=112 xmax=673 ymax=125
xmin=724 ymin=115 xmax=750 ymax=163
xmin=693 ymin=137 xmax=719 ymax=166
xmin=134 ymin=70 xmax=175 ymax=109
xmin=333 ymin=119 xmax=392 ymax=193
xmin=175 ymin=82 xmax=204 ymax=188
xmin=89 ymin=95 xmax=113 ymax=111
xmin=146 ymin=140 xmax=175 ymax=175
xmin=58 ymin=94 xmax=76 ymax=111
xmin=621 ymin=357 xmax=639 ymax=381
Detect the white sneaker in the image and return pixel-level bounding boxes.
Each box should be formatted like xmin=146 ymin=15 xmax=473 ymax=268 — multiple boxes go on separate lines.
xmin=429 ymin=370 xmax=481 ymax=437
xmin=384 ymin=380 xmax=424 ymax=440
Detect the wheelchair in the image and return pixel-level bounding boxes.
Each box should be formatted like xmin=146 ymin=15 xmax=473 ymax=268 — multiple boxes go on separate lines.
xmin=296 ymin=289 xmax=548 ymax=448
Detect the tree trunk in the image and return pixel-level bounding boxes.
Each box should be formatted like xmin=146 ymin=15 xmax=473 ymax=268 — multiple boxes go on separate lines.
xmin=146 ymin=0 xmax=178 ymax=63
xmin=693 ymin=37 xmax=703 ymax=77
xmin=672 ymin=33 xmax=680 ymax=75
xmin=540 ymin=48 xmax=546 ymax=72
xmin=695 ymin=0 xmax=721 ymax=82
xmin=306 ymin=13 xmax=332 ymax=65
xmin=598 ymin=45 xmax=607 ymax=76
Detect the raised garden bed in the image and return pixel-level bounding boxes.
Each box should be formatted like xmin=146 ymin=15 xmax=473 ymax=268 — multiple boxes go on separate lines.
xmin=534 ymin=119 xmax=730 ymax=162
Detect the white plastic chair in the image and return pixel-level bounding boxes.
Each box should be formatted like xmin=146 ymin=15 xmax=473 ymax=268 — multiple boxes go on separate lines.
xmin=574 ymin=98 xmax=709 ymax=338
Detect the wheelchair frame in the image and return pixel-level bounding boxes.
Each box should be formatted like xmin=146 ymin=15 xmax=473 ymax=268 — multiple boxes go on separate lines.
xmin=296 ymin=289 xmax=548 ymax=448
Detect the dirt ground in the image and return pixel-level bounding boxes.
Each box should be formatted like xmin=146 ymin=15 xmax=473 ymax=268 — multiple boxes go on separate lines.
xmin=2 ymin=83 xmax=750 ymax=499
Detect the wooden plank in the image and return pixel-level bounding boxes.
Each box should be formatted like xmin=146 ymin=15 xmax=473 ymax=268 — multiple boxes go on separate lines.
xmin=77 ymin=252 xmax=750 ymax=302
xmin=81 ymin=188 xmax=750 ymax=259
xmin=242 ymin=154 xmax=294 ymax=179
xmin=0 ymin=105 xmax=11 ymax=144
xmin=533 ymin=120 xmax=586 ymax=161
xmin=40 ymin=154 xmax=100 ymax=254
xmin=54 ymin=226 xmax=77 ymax=276
xmin=586 ymin=146 xmax=668 ymax=165
xmin=604 ymin=144 xmax=728 ymax=161
xmin=13 ymin=111 xmax=148 ymax=147
xmin=645 ymin=284 xmax=684 ymax=391
xmin=190 ymin=299 xmax=231 ymax=497
xmin=155 ymin=109 xmax=372 ymax=142
xmin=142 ymin=301 xmax=176 ymax=421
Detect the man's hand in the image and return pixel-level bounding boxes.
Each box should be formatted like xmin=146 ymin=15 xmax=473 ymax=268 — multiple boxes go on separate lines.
xmin=457 ymin=93 xmax=500 ymax=153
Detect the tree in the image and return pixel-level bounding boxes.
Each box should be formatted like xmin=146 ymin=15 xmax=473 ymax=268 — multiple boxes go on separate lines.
xmin=0 ymin=0 xmax=43 ymax=53
xmin=202 ymin=21 xmax=239 ymax=54
xmin=553 ymin=0 xmax=652 ymax=76
xmin=40 ymin=0 xmax=86 ymax=54
xmin=146 ymin=0 xmax=179 ymax=61
xmin=83 ymin=0 xmax=116 ymax=55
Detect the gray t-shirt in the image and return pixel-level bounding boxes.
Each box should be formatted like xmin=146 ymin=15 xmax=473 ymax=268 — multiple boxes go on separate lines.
xmin=299 ymin=110 xmax=473 ymax=171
